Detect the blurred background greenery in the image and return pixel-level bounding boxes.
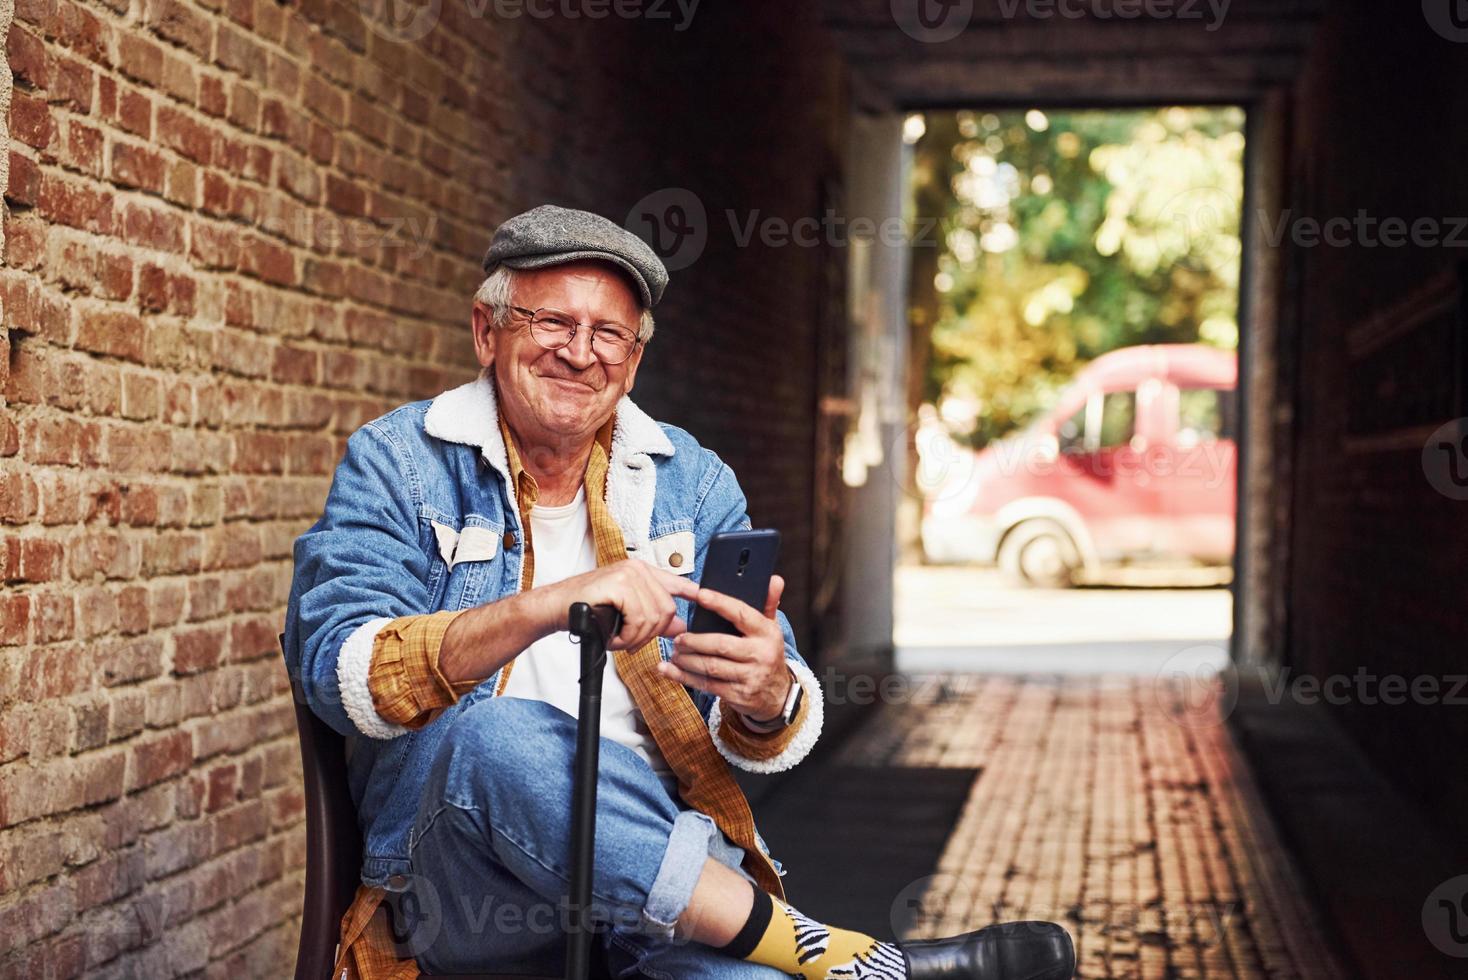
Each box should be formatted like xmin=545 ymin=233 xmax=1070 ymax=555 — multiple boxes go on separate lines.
xmin=905 ymin=106 xmax=1246 ymax=448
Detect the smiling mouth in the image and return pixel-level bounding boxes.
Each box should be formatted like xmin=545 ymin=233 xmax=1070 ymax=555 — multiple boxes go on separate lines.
xmin=545 ymin=376 xmax=593 ymax=391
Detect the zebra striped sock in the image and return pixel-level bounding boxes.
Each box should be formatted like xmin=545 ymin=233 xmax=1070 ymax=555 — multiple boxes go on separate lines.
xmin=717 ymin=889 xmax=909 ymax=979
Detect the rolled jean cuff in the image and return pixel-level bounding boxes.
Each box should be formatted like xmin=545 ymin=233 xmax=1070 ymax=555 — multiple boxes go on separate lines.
xmin=638 ymin=808 xmax=722 ymax=940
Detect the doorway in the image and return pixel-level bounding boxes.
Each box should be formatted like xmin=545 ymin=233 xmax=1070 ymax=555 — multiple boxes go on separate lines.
xmin=895 ymin=106 xmax=1246 ymax=677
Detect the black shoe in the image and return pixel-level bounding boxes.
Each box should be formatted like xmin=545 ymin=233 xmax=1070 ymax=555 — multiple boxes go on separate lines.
xmin=897 ymin=920 xmax=1075 ymax=980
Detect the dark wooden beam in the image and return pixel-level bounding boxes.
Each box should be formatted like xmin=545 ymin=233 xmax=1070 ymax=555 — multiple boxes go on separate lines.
xmin=821 ymin=0 xmax=1325 ymax=106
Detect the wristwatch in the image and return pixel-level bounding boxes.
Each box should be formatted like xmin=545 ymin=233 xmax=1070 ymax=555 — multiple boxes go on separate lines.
xmin=742 ymin=667 xmax=803 ymax=732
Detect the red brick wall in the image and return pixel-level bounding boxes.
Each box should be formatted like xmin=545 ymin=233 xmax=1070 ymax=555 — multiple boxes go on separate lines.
xmin=0 ymin=0 xmax=847 ymax=973
xmin=1280 ymin=0 xmax=1468 ymax=834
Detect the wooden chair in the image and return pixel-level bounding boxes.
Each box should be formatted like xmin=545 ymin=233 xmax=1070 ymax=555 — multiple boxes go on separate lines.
xmin=283 ymin=628 xmax=616 ymax=980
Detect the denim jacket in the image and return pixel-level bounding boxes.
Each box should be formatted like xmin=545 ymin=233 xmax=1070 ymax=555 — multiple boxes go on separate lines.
xmin=282 ymin=371 xmax=824 ymax=887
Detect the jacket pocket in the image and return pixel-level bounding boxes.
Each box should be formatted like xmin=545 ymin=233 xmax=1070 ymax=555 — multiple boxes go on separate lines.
xmin=427 ymin=513 xmax=504 ymax=611
xmin=457 ymin=518 xmax=506 ymax=608
xmin=429 ymin=519 xmax=502 ymax=569
xmin=648 ymin=529 xmax=695 ymax=576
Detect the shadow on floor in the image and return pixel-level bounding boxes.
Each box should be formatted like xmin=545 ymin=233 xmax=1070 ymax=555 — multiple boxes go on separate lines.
xmin=752 ymin=764 xmax=980 ymax=941
xmin=1231 ymin=674 xmax=1468 ymax=980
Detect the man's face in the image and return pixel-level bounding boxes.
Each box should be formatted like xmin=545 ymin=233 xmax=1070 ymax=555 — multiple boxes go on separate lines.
xmin=473 ymin=260 xmax=645 ymax=445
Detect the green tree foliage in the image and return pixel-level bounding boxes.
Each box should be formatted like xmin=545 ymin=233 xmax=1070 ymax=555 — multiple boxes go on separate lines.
xmin=912 ymin=107 xmax=1244 ymax=448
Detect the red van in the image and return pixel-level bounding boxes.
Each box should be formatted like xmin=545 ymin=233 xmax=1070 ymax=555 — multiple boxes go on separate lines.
xmin=919 ymin=344 xmax=1238 ymax=586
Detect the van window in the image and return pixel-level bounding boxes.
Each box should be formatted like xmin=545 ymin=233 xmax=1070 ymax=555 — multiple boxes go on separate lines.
xmin=1057 ymin=405 xmax=1087 ymax=453
xmin=1058 ymin=390 xmax=1136 ymax=453
xmin=1178 ymin=387 xmax=1237 ymax=446
xmin=1098 ymin=391 xmax=1136 ymax=449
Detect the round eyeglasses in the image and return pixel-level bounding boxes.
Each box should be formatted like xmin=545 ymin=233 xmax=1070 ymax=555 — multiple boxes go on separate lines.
xmin=510 ymin=306 xmax=644 ymax=365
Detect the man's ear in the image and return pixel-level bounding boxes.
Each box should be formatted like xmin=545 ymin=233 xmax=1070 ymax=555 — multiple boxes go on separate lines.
xmin=472 ymin=303 xmax=496 ymax=371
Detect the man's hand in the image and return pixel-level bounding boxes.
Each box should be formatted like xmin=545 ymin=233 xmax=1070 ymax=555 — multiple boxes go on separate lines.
xmin=657 ymin=574 xmax=792 ymax=722
xmin=549 ymin=558 xmax=700 ymax=652
xmin=439 ymin=557 xmax=697 ymax=683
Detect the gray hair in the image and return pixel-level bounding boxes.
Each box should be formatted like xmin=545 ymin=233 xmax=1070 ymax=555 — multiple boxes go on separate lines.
xmin=474 ymin=266 xmax=656 ymax=344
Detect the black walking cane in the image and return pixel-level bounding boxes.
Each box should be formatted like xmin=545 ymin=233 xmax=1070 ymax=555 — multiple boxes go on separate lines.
xmin=562 ymin=602 xmax=622 ymax=980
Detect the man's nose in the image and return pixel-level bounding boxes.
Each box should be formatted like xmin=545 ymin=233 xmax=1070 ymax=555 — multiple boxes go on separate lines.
xmin=556 ymin=327 xmax=599 ymax=370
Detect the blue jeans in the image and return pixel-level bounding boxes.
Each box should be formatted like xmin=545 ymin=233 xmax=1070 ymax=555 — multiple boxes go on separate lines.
xmin=397 ymin=697 xmax=791 ymax=979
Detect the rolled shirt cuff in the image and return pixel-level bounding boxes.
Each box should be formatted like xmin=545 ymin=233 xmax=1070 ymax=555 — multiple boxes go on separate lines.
xmin=366 ymin=609 xmax=476 ymax=729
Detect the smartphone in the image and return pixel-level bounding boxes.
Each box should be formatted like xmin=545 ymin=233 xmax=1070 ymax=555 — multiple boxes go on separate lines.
xmin=688 ymin=529 xmax=781 ymax=635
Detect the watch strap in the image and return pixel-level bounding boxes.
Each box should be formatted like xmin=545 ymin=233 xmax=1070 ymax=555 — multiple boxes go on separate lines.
xmin=743 ymin=666 xmax=800 ymax=730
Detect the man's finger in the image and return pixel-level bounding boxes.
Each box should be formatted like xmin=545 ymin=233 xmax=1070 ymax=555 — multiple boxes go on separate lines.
xmin=763 ymin=574 xmax=785 ymax=620
xmin=675 ymin=631 xmax=753 ymax=661
xmin=649 ymin=565 xmax=701 ymax=598
xmin=669 ymin=650 xmax=743 ymax=680
xmin=692 ymin=586 xmax=762 ymax=636
xmin=657 ymin=660 xmax=733 ymax=700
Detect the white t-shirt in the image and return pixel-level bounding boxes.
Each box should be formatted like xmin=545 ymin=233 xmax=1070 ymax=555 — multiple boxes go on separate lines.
xmin=499 ymin=484 xmax=677 ymax=793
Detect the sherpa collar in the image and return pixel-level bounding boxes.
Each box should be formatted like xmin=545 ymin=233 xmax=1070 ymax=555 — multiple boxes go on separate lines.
xmin=422 ymin=369 xmax=675 ymax=549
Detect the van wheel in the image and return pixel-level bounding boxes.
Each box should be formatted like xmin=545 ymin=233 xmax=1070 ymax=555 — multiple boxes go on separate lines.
xmin=998 ymin=520 xmax=1081 ymax=588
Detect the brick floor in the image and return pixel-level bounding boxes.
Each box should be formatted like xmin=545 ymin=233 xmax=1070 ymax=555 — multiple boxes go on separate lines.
xmin=833 ymin=674 xmax=1347 ymax=980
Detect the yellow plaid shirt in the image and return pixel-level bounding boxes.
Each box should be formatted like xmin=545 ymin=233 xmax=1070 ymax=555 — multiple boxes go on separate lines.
xmin=329 ymin=403 xmax=810 ymax=979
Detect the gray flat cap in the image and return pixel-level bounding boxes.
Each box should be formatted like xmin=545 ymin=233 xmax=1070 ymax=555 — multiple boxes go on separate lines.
xmin=481 ymin=204 xmax=669 ymax=308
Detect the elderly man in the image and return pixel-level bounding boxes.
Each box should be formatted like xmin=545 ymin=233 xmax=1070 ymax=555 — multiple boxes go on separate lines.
xmin=283 ymin=205 xmax=1075 ymax=979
